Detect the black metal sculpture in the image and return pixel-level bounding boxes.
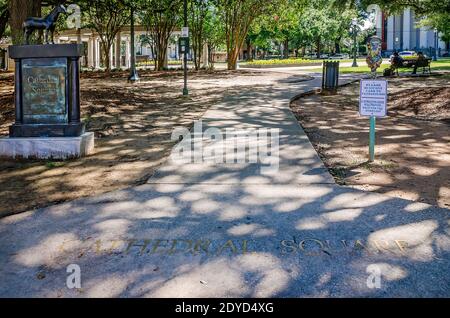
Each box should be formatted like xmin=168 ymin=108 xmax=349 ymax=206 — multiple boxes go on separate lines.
xmin=23 ymin=4 xmax=67 ymax=45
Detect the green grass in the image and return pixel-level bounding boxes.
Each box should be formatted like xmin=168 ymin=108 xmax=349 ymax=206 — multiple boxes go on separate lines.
xmin=241 ymin=58 xmax=368 ymax=66
xmin=328 ymin=58 xmax=368 ymax=63
xmin=45 ymin=161 xmax=66 ymax=169
xmin=309 ymin=58 xmax=450 ymax=74
xmin=337 ymin=64 xmax=391 ymax=74
xmin=430 ymin=58 xmax=450 ymax=71
xmin=243 ymin=58 xmax=318 ymax=66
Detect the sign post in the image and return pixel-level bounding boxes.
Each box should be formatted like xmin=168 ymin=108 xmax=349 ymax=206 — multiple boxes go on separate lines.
xmin=359 ymin=79 xmax=388 ymax=162
xmin=369 ymin=116 xmax=376 ymax=162
xmin=182 ymin=0 xmax=189 ymax=96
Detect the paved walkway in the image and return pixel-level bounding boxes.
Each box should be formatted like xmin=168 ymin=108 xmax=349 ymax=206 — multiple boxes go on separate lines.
xmin=0 ymin=71 xmax=449 ymax=298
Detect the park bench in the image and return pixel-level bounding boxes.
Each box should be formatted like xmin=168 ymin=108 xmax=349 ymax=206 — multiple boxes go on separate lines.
xmin=390 ymin=58 xmax=431 ymax=76
xmin=413 ymin=58 xmax=432 ymax=74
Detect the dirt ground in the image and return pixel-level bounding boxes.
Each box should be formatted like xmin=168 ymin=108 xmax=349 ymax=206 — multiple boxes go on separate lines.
xmin=2 ymin=70 xmax=448 ymax=216
xmin=0 ymin=69 xmax=266 ymax=217
xmin=291 ymin=75 xmax=450 ymax=209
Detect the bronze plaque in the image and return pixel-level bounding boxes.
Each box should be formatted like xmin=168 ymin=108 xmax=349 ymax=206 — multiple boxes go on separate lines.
xmin=22 ymin=58 xmax=67 ymax=124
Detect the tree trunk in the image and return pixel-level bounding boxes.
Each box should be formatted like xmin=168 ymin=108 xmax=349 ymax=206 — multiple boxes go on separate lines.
xmin=156 ymin=39 xmax=168 ymax=71
xmin=9 ymin=0 xmax=41 ymax=45
xmin=101 ymin=42 xmax=111 ymax=72
xmin=208 ymin=44 xmax=212 ymax=64
xmin=208 ymin=44 xmax=215 ymax=69
xmin=335 ymin=38 xmax=341 ymax=54
xmin=0 ymin=8 xmax=9 ymax=40
xmin=227 ymin=47 xmax=239 ymax=70
xmin=284 ymin=39 xmax=289 ymax=58
xmin=150 ymin=42 xmax=157 ymax=70
xmin=227 ymin=33 xmax=244 ymax=70
xmin=192 ymin=45 xmax=198 ymax=70
xmin=316 ymin=38 xmax=321 ymax=58
xmin=193 ymin=34 xmax=202 ymax=71
xmin=115 ymin=31 xmax=121 ymax=69
xmin=225 ymin=15 xmax=251 ymax=71
xmin=246 ymin=40 xmax=253 ymax=61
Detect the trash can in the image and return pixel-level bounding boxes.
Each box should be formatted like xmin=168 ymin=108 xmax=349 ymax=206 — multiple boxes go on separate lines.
xmin=322 ymin=61 xmax=339 ymax=90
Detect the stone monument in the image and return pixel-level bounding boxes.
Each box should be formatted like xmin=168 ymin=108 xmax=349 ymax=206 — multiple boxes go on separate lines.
xmin=0 ymin=5 xmax=94 ymax=159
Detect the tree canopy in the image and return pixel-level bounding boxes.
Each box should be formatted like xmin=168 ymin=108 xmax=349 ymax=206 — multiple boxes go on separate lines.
xmin=335 ymin=0 xmax=450 ymax=16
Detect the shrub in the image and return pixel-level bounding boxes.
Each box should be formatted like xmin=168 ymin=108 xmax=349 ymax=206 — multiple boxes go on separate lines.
xmin=246 ymin=58 xmax=317 ymax=66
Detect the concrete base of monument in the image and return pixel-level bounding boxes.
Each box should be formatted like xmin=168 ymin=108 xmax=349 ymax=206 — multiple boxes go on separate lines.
xmin=9 ymin=122 xmax=86 ymax=138
xmin=0 ymin=132 xmax=94 ymax=160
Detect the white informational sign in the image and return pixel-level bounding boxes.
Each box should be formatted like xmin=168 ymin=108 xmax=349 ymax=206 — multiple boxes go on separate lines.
xmin=181 ymin=27 xmax=189 ymax=37
xmin=359 ymin=79 xmax=388 ymax=117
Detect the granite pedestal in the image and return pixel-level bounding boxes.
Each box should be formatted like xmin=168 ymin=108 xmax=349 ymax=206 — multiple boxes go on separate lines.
xmin=0 ymin=132 xmax=94 ymax=159
xmin=4 ymin=43 xmax=94 ymax=159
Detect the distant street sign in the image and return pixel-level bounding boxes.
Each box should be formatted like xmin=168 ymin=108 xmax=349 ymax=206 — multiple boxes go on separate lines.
xmin=179 ymin=37 xmax=189 ymax=54
xmin=181 ymin=27 xmax=189 ymax=37
xmin=359 ymin=79 xmax=388 ymax=117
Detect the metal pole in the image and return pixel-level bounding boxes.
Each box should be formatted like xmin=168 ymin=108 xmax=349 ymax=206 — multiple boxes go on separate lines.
xmin=433 ymin=29 xmax=438 ymax=61
xmin=183 ymin=0 xmax=188 ymax=96
xmin=369 ymin=116 xmax=376 ymax=162
xmin=128 ymin=5 xmax=139 ymax=82
xmin=352 ymin=26 xmax=358 ymax=67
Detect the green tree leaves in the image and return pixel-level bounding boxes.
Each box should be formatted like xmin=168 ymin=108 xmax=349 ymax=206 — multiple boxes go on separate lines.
xmin=139 ymin=0 xmax=183 ymax=71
